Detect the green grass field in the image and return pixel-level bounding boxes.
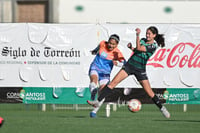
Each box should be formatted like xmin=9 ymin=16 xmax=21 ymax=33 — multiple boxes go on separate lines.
xmin=0 ymin=104 xmax=200 ymax=133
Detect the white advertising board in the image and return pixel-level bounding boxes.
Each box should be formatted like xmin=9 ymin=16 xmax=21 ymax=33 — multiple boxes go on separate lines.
xmin=0 ymin=23 xmax=199 ymax=88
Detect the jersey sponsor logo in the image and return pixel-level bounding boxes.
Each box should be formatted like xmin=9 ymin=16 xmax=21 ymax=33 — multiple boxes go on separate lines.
xmin=100 ymin=51 xmax=108 ymax=59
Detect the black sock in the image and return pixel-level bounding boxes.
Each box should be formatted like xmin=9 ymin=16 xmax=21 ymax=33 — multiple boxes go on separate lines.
xmin=98 ymin=85 xmax=113 ymax=101
xmin=152 ymin=95 xmax=163 ymax=109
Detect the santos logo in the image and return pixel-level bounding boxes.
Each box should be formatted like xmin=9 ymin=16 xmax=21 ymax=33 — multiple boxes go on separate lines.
xmin=25 ymin=92 xmax=46 ymax=101
xmin=168 ymin=94 xmax=189 ymax=101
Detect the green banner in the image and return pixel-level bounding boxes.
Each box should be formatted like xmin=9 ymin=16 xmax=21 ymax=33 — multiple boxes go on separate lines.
xmin=22 ymin=87 xmax=91 ymax=104
xmin=164 ymin=88 xmax=200 ymax=104
xmin=21 ymin=87 xmax=200 ymax=104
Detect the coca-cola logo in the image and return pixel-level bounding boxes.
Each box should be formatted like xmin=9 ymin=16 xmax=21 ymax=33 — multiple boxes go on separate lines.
xmin=147 ymin=43 xmax=200 ymax=68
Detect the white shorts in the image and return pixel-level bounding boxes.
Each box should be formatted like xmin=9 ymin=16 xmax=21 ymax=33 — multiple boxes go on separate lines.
xmin=89 ymin=70 xmax=109 ymax=86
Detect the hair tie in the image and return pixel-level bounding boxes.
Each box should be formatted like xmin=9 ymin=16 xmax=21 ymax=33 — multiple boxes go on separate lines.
xmin=110 ymin=36 xmax=119 ymax=42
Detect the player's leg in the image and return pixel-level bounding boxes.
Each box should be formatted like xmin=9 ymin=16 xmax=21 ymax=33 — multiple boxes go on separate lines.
xmin=98 ymin=69 xmax=128 ymax=101
xmin=89 ymin=70 xmax=99 ymax=100
xmin=89 ymin=78 xmax=109 ymax=117
xmin=139 ymin=80 xmax=170 ymax=118
xmin=88 ymin=69 xmax=128 ymax=106
xmin=89 ymin=82 xmax=98 ymax=101
xmin=89 ymin=98 xmax=105 ymax=118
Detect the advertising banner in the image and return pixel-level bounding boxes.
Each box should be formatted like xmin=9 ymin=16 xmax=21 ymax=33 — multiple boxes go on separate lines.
xmin=164 ymin=88 xmax=200 ymax=104
xmin=0 ymin=87 xmax=23 ymax=103
xmin=0 ymin=23 xmax=199 ymax=88
xmin=22 ymin=87 xmax=91 ymax=104
xmin=105 ymin=88 xmax=167 ymax=104
xmin=1 ymin=87 xmax=200 ymax=104
xmin=21 ymin=87 xmax=166 ymax=104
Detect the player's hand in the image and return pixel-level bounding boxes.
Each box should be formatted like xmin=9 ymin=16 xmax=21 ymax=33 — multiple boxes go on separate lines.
xmin=127 ymin=42 xmax=132 ymax=49
xmin=113 ymin=60 xmax=118 ymax=66
xmin=90 ymin=50 xmax=97 ymax=55
xmin=135 ymin=28 xmax=141 ymax=36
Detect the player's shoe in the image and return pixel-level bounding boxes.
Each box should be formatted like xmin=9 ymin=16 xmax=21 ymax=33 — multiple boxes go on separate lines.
xmin=87 ymin=100 xmax=100 ymax=108
xmin=91 ymin=88 xmax=97 ymax=101
xmin=90 ymin=112 xmax=97 ymax=118
xmin=160 ymin=106 xmax=170 ymax=118
xmin=0 ymin=117 xmax=4 ymax=127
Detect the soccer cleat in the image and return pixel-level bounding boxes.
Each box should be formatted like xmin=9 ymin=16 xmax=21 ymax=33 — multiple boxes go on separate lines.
xmin=91 ymin=88 xmax=98 ymax=101
xmin=0 ymin=117 xmax=4 ymax=127
xmin=160 ymin=106 xmax=170 ymax=118
xmin=90 ymin=112 xmax=97 ymax=118
xmin=87 ymin=100 xmax=100 ymax=108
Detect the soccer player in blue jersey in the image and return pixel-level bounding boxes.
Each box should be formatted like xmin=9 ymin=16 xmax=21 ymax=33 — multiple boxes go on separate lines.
xmin=88 ymin=26 xmax=170 ymax=118
xmin=88 ymin=34 xmax=125 ymax=102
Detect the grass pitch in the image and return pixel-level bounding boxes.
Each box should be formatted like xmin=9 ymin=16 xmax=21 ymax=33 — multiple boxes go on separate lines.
xmin=0 ymin=104 xmax=200 ymax=133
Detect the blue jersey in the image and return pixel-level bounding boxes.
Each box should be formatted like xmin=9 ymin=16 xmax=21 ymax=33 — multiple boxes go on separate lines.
xmin=89 ymin=41 xmax=125 ymax=75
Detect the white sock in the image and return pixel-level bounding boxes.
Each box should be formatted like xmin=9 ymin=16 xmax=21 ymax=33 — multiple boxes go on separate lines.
xmin=92 ymin=98 xmax=105 ymax=113
xmin=89 ymin=82 xmax=97 ymax=93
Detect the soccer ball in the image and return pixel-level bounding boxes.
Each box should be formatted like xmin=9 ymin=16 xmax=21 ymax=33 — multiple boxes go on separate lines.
xmin=127 ymin=99 xmax=142 ymax=112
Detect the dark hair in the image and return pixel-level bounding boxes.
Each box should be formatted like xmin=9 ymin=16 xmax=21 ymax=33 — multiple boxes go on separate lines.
xmin=109 ymin=34 xmax=120 ymax=43
xmin=147 ymin=26 xmax=165 ymax=48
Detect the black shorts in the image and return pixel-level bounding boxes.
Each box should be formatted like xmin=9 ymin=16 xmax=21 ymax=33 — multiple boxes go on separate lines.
xmin=122 ymin=63 xmax=148 ymax=81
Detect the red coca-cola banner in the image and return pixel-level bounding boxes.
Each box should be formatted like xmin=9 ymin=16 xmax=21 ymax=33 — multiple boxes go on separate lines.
xmin=148 ymin=43 xmax=200 ymax=68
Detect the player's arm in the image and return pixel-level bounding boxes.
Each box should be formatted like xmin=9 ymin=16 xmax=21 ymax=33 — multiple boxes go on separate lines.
xmin=113 ymin=59 xmax=125 ymax=67
xmin=90 ymin=45 xmax=100 ymax=55
xmin=135 ymin=28 xmax=146 ymax=52
xmin=113 ymin=52 xmax=126 ymax=67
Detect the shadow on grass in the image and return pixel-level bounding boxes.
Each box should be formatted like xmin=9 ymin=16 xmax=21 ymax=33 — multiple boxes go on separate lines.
xmin=57 ymin=115 xmax=88 ymax=118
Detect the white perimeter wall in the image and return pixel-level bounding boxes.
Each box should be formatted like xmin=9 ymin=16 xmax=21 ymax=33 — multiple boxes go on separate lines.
xmin=58 ymin=0 xmax=200 ymax=23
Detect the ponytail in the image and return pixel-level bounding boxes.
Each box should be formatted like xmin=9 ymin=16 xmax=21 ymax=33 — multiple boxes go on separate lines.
xmin=155 ymin=34 xmax=165 ymax=48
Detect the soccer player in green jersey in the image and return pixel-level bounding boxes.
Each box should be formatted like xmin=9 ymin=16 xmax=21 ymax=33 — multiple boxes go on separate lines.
xmin=87 ymin=26 xmax=170 ymax=118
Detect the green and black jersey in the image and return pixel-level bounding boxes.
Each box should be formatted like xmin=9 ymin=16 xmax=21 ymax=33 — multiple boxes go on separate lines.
xmin=127 ymin=38 xmax=158 ymax=71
